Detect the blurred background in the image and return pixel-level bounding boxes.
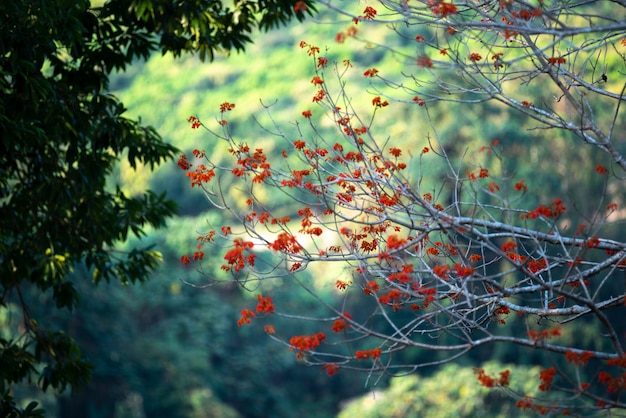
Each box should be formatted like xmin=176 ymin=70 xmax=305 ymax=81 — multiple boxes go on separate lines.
xmin=11 ymin=5 xmax=624 ymax=417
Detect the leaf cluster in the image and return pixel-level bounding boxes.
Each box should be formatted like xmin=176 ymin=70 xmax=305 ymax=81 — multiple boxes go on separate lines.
xmin=0 ymin=0 xmax=314 ymax=414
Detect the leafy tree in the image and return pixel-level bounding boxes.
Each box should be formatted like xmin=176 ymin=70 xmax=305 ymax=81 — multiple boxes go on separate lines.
xmin=179 ymin=0 xmax=626 ymax=415
xmin=0 ymin=0 xmax=315 ymax=415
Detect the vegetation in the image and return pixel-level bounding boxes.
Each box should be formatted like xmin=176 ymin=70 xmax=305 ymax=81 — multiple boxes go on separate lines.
xmin=0 ymin=0 xmax=314 ymax=416
xmin=4 ymin=0 xmax=626 ymax=416
xmin=178 ymin=0 xmax=626 ymax=415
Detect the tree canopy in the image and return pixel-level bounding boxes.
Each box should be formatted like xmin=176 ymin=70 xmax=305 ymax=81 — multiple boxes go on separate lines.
xmin=178 ymin=0 xmax=626 ymax=414
xmin=0 ymin=0 xmax=315 ymax=416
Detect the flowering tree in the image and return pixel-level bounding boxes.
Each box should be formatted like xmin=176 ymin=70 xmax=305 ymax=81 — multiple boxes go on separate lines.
xmin=178 ymin=0 xmax=626 ymax=414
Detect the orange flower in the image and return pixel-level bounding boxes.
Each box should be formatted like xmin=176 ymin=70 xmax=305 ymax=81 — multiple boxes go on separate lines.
xmin=417 ymin=55 xmax=433 ymax=68
xmin=413 ymin=96 xmax=426 ymax=106
xmin=302 ymin=110 xmax=312 ymax=118
xmin=363 ymin=280 xmax=379 ymax=295
xmin=539 ymin=367 xmax=556 ymax=391
xmin=547 ymin=56 xmax=566 ymax=66
xmin=335 ymin=280 xmax=351 ymax=290
xmin=322 ymin=363 xmax=339 ymax=376
xmin=193 ymin=251 xmax=204 ymax=261
xmin=293 ymin=1 xmax=307 ymax=11
xmin=389 ymin=147 xmax=402 ymax=157
xmin=289 ymin=332 xmax=326 ymax=352
xmin=363 ymin=68 xmax=379 ymax=77
xmin=312 ymin=89 xmax=325 ymax=102
xmin=256 ymin=294 xmax=275 ymax=314
xmin=516 ymin=398 xmax=533 ymax=411
xmin=565 ymin=350 xmax=593 ymax=366
xmin=501 ymin=241 xmax=517 ymax=252
xmin=355 ymin=348 xmax=382 ymax=360
xmin=177 ymin=154 xmax=192 ymax=170
xmin=372 ymin=96 xmax=389 ymax=107
xmin=514 ymin=180 xmax=528 ymax=192
xmin=219 ymin=102 xmax=235 ymax=112
xmin=469 ymin=52 xmax=482 ymax=62
xmin=332 ymin=318 xmax=348 ymax=332
xmin=430 ymin=1 xmax=457 ymax=17
xmin=237 ymin=309 xmax=256 ymax=326
xmin=361 ymin=6 xmax=377 ymax=19
xmin=433 ymin=265 xmax=450 ymax=278
xmin=311 ymin=76 xmax=324 ymax=85
xmin=454 ymin=264 xmax=475 ymax=278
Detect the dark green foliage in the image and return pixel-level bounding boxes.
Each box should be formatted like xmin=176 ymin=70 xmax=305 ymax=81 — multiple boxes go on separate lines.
xmin=0 ymin=0 xmax=314 ymax=414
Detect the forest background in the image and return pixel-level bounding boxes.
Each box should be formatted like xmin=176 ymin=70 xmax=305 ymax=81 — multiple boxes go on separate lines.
xmin=9 ymin=2 xmax=625 ymax=418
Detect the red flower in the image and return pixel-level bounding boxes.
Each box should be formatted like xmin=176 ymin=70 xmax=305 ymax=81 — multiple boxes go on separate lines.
xmin=332 ymin=318 xmax=348 ymax=332
xmin=193 ymin=251 xmax=204 ymax=261
xmin=413 ymin=96 xmax=426 ymax=106
xmin=317 ymin=57 xmax=329 ymax=68
xmin=177 ymin=154 xmax=192 ymax=170
xmin=219 ymin=102 xmax=235 ymax=112
xmin=302 ymin=110 xmax=312 ymax=118
xmin=361 ymin=6 xmax=377 ymax=19
xmin=501 ymin=241 xmax=517 ymax=252
xmin=256 ymin=294 xmax=275 ymax=314
xmin=372 ymin=96 xmax=389 ymax=108
xmin=237 ymin=309 xmax=256 ymax=326
xmin=547 ymin=56 xmax=566 ymax=66
xmin=433 ymin=265 xmax=450 ymax=278
xmin=322 ymin=363 xmax=339 ymax=376
xmin=289 ymin=332 xmax=326 ymax=352
xmin=363 ymin=68 xmax=379 ymax=77
xmin=363 ymin=280 xmax=379 ymax=295
xmin=430 ymin=1 xmax=458 ymax=17
xmin=312 ymin=89 xmax=325 ymax=102
xmin=187 ymin=115 xmax=202 ymax=129
xmin=469 ymin=52 xmax=482 ymax=62
xmin=539 ymin=367 xmax=556 ymax=391
xmin=355 ymin=348 xmax=382 ymax=360
xmin=514 ymin=180 xmax=528 ymax=192
xmin=417 ymin=55 xmax=433 ymax=68
xmin=311 ymin=76 xmax=324 ymax=85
